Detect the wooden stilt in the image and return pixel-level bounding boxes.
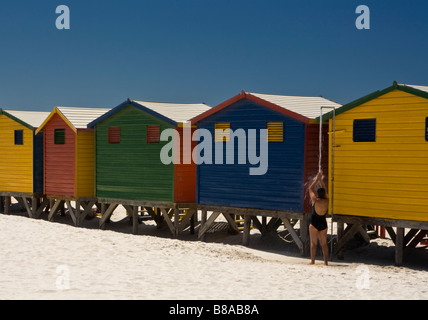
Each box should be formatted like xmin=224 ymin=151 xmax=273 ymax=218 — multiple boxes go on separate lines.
xmin=300 ymin=213 xmax=310 ymax=257
xmin=174 ymin=207 xmax=179 ymax=237
xmin=395 ymin=227 xmax=404 ymax=266
xmin=19 ymin=197 xmax=33 ymax=218
xmin=132 ymin=206 xmax=139 ymax=235
xmin=223 ymin=212 xmax=239 ymax=234
xmin=200 ymin=209 xmax=207 ymax=241
xmin=4 ymin=197 xmax=10 ymax=215
xmin=161 ymin=208 xmax=176 ymax=236
xmin=198 ymin=211 xmax=221 ymax=240
xmin=99 ymin=203 xmax=118 ymax=229
xmin=31 ymin=197 xmax=38 ymax=218
xmin=336 ymin=221 xmax=345 ymax=259
xmin=243 ymin=215 xmax=252 ymax=246
xmin=35 ymin=198 xmax=49 ymax=219
xmin=282 ymin=218 xmax=304 ymax=255
xmin=66 ymin=201 xmax=77 ymax=225
xmin=408 ymin=230 xmax=428 ymax=248
xmin=48 ymin=200 xmax=65 ymax=221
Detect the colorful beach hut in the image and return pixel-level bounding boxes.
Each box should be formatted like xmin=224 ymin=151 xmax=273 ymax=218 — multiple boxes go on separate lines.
xmin=191 ymin=90 xmax=341 ymax=252
xmin=0 ymin=109 xmax=50 ymax=217
xmin=35 ymin=106 xmax=111 ymax=225
xmin=320 ymin=81 xmax=428 ymax=265
xmin=87 ymin=99 xmax=211 ymax=235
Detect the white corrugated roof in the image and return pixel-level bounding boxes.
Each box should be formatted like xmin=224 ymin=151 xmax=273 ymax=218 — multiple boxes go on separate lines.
xmin=5 ymin=110 xmax=51 ymax=128
xmin=248 ymin=92 xmax=342 ymax=119
xmin=399 ymin=83 xmax=428 ymax=94
xmin=57 ymin=107 xmax=111 ymax=129
xmin=132 ymin=100 xmax=211 ymax=123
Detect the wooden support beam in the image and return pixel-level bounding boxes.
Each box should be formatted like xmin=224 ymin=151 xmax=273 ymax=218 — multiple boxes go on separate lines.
xmin=66 ymin=201 xmax=77 ymax=225
xmin=336 ymin=221 xmax=345 ymax=259
xmin=31 ymin=197 xmax=38 ymax=218
xmin=145 ymin=207 xmax=163 ymax=228
xmin=4 ymin=197 xmax=10 ymax=215
xmin=132 ymin=206 xmax=139 ymax=235
xmin=177 ymin=208 xmax=197 ymax=234
xmin=243 ymin=215 xmax=252 ymax=246
xmin=34 ymin=198 xmax=49 ymax=219
xmin=78 ymin=200 xmax=97 ymax=225
xmin=395 ymin=227 xmax=404 ymax=266
xmin=300 ymin=213 xmax=310 ymax=257
xmin=222 ymin=212 xmax=239 ymax=234
xmin=386 ymin=226 xmax=396 ymax=244
xmin=160 ymin=208 xmax=176 ymax=236
xmin=198 ymin=211 xmax=221 ymax=240
xmin=281 ymin=218 xmax=304 ymax=255
xmin=48 ymin=200 xmax=65 ymax=221
xmin=265 ymin=217 xmax=282 ymax=234
xmin=404 ymin=229 xmax=419 ymax=247
xmin=19 ymin=197 xmax=33 ymax=218
xmin=408 ymin=230 xmax=428 ymax=248
xmin=174 ymin=208 xmax=179 ymax=237
xmin=335 ymin=224 xmax=362 ymax=254
xmin=99 ymin=203 xmax=118 ymax=229
xmin=251 ymin=216 xmax=263 ymax=231
xmin=200 ymin=209 xmax=207 ymax=241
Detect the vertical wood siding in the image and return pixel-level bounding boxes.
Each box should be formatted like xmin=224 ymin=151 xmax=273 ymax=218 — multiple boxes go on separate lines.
xmin=330 ymin=89 xmax=428 ymax=221
xmin=0 ymin=115 xmax=34 ymax=193
xmin=197 ymin=99 xmax=306 ymax=211
xmin=44 ymin=113 xmax=76 ymax=196
xmin=95 ymin=105 xmax=174 ymax=201
xmin=303 ymin=123 xmax=328 ymax=213
xmin=174 ymin=126 xmax=197 ymax=202
xmin=33 ymin=132 xmax=44 ymax=194
xmin=75 ymin=130 xmax=95 ymax=197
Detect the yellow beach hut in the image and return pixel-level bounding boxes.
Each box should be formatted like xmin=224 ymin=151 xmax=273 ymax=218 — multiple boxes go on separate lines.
xmin=320 ymin=81 xmax=428 ymax=265
xmin=0 ymin=109 xmax=50 ymax=217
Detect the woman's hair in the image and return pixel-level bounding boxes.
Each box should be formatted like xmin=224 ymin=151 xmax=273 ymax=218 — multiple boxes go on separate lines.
xmin=317 ymin=188 xmax=326 ymax=199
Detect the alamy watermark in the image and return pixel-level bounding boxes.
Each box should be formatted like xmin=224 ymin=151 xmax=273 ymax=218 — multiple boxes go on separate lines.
xmin=159 ymin=126 xmax=269 ymax=176
xmin=55 ymin=5 xmax=70 ymax=30
xmin=356 ymin=5 xmax=370 ymax=30
xmin=355 ymin=265 xmax=370 ymax=290
xmin=56 ymin=264 xmax=70 ymax=290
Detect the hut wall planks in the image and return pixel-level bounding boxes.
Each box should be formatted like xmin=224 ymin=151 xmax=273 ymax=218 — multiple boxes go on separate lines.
xmin=196 ymin=98 xmax=306 ymax=212
xmin=330 ymin=89 xmax=428 ymax=222
xmin=44 ymin=113 xmax=76 ymax=197
xmin=0 ymin=114 xmax=34 ymax=193
xmin=94 ymin=104 xmax=175 ymax=201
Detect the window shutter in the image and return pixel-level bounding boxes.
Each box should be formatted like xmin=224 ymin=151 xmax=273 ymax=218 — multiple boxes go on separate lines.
xmin=108 ymin=127 xmax=121 ymax=144
xmin=267 ymin=122 xmax=283 ymax=142
xmin=353 ymin=119 xmax=376 ymax=142
xmin=54 ymin=129 xmax=65 ymax=144
xmin=147 ymin=125 xmax=160 ymax=143
xmin=215 ymin=123 xmax=230 ymax=142
xmin=14 ymin=130 xmax=24 ymax=145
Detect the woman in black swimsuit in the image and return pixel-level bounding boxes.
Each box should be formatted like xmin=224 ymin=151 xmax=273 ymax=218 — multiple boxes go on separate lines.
xmin=309 ymin=172 xmax=329 ymax=265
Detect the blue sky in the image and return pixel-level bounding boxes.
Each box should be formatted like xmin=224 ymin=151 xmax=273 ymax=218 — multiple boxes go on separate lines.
xmin=0 ymin=0 xmax=427 ymax=111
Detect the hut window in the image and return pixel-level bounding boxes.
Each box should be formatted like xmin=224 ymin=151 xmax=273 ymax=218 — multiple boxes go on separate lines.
xmin=267 ymin=122 xmax=283 ymax=142
xmin=353 ymin=119 xmax=376 ymax=142
xmin=215 ymin=123 xmax=230 ymax=142
xmin=425 ymin=117 xmax=428 ymax=141
xmin=147 ymin=125 xmax=160 ymax=143
xmin=108 ymin=127 xmax=121 ymax=144
xmin=14 ymin=130 xmax=24 ymax=145
xmin=54 ymin=129 xmax=65 ymax=144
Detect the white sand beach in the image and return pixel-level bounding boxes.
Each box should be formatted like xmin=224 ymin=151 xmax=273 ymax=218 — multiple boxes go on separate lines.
xmin=0 ymin=204 xmax=427 ymax=300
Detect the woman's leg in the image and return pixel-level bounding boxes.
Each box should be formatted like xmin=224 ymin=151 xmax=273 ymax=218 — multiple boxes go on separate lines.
xmin=309 ymin=224 xmax=319 ymax=264
xmin=319 ymin=228 xmax=329 ymax=265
